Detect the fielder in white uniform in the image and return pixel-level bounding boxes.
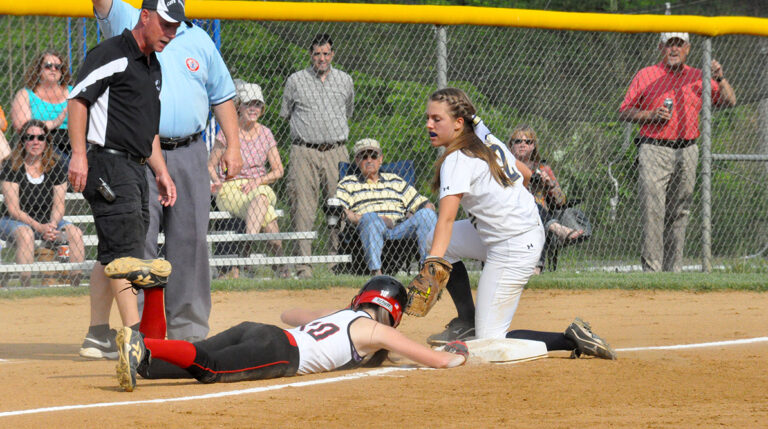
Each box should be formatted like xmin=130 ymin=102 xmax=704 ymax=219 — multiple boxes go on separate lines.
xmin=425 ymin=88 xmax=544 ymax=340
xmin=422 ymin=88 xmax=617 ymax=360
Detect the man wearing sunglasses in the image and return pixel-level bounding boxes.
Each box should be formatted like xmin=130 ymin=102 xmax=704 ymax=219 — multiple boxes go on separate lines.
xmin=619 ymin=32 xmax=736 ymax=272
xmin=334 ymin=139 xmax=436 ymax=276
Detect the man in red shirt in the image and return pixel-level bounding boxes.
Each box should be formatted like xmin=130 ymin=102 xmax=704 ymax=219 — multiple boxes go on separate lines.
xmin=619 ymin=32 xmax=736 ymax=272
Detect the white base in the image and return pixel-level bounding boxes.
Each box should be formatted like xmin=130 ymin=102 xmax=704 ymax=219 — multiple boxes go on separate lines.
xmin=439 ymin=338 xmax=548 ymax=363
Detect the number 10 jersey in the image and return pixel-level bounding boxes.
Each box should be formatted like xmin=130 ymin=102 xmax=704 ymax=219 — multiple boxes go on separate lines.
xmin=287 ymin=309 xmax=372 ymax=375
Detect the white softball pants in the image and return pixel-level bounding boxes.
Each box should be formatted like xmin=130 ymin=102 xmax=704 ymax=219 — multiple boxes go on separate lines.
xmin=438 ymin=220 xmax=544 ymax=339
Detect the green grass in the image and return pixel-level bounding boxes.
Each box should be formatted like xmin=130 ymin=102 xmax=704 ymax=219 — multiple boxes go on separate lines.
xmin=1 ymin=270 xmax=766 ymax=299
xmin=526 ymin=271 xmax=768 ymax=292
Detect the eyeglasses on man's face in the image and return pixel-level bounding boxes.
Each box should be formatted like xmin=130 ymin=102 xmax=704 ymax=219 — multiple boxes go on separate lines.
xmin=511 ymin=138 xmax=534 ymax=145
xmin=357 ymin=151 xmax=380 ymax=161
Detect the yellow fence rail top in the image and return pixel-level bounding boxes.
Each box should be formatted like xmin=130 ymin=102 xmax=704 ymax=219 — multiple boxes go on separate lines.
xmin=3 ymin=0 xmax=768 ymax=37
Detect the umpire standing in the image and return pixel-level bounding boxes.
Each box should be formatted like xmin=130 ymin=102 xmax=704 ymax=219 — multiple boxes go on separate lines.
xmin=68 ymin=0 xmax=180 ymax=358
xmin=92 ymin=0 xmax=243 ymax=344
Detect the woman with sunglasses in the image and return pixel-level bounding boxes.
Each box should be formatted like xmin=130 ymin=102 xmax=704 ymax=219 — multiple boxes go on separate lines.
xmin=208 ymin=81 xmax=289 ymax=278
xmin=0 ymin=120 xmax=85 ymax=286
xmin=508 ymin=125 xmax=584 ymax=274
xmin=10 ymin=50 xmax=73 ymax=158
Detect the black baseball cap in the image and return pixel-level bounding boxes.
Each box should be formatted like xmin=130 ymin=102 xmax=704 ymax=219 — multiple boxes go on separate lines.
xmin=142 ymin=0 xmax=187 ymax=24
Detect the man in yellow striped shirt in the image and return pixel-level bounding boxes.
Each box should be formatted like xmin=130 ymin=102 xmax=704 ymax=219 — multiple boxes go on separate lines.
xmin=335 ymin=139 xmax=436 ymax=275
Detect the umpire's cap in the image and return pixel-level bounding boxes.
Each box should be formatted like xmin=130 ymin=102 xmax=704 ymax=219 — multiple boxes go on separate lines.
xmin=142 ymin=0 xmax=188 ymax=24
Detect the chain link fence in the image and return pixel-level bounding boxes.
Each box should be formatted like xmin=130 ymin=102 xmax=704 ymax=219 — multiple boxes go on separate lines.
xmin=1 ymin=5 xmax=767 ymax=285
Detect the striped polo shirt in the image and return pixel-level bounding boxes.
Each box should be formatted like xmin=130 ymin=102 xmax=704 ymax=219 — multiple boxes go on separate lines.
xmin=335 ymin=172 xmax=429 ymax=222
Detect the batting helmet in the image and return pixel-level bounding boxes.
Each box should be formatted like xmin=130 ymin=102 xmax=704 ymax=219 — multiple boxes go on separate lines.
xmin=351 ymin=276 xmax=408 ymax=328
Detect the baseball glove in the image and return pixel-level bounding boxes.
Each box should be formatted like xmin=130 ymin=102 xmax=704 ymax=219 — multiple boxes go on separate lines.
xmin=405 ymin=256 xmax=452 ymax=317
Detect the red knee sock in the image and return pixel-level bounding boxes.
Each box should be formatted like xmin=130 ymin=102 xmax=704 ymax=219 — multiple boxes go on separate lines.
xmin=140 ymin=288 xmax=167 ymax=339
xmin=144 ymin=338 xmax=197 ymax=368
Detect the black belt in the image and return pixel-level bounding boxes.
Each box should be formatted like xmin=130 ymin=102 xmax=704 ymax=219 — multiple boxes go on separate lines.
xmin=160 ymin=132 xmax=201 ymax=150
xmin=292 ymin=139 xmax=345 ymax=152
xmin=92 ymin=146 xmax=147 ymax=165
xmin=636 ymin=137 xmax=697 ymax=149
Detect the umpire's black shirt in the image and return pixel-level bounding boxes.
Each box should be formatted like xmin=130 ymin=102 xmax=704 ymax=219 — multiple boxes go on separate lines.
xmin=69 ymin=29 xmax=161 ymax=158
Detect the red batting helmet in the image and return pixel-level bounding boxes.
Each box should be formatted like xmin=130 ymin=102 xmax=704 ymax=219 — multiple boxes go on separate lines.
xmin=351 ymin=276 xmax=408 ymax=328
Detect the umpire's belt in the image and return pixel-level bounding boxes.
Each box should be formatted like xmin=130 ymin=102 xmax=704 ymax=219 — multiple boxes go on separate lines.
xmin=160 ymin=132 xmax=202 ymax=150
xmin=92 ymin=146 xmax=147 ymax=165
xmin=636 ymin=136 xmax=697 ymax=149
xmin=292 ymin=138 xmax=345 ymax=152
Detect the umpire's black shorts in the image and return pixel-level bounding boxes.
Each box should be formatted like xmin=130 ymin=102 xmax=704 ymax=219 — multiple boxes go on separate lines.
xmin=82 ymin=149 xmax=149 ymax=265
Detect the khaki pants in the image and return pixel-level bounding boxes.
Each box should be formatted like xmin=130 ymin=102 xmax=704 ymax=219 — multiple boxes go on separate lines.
xmin=287 ymin=143 xmax=349 ymax=274
xmin=638 ymin=143 xmax=698 ymax=272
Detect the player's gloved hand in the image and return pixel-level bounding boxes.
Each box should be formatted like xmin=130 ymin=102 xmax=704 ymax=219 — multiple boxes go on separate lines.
xmin=444 ymin=340 xmax=469 ymax=366
xmin=444 ymin=340 xmax=469 ymax=358
xmin=405 ymin=256 xmax=452 ymax=317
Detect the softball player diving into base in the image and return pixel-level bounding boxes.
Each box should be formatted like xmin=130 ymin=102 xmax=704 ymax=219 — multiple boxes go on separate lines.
xmin=423 ymin=88 xmax=616 ymax=359
xmin=109 ymin=259 xmax=469 ymax=392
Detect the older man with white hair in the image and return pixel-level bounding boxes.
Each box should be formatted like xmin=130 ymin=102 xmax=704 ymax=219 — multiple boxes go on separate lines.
xmin=619 ymin=32 xmax=736 ymax=272
xmin=334 ymin=138 xmax=436 ymax=276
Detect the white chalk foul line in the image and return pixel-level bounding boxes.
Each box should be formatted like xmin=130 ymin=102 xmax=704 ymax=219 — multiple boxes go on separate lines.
xmin=0 ymin=366 xmax=418 ymax=418
xmin=3 ymin=336 xmax=768 ymax=418
xmin=616 ymin=336 xmax=768 ymax=352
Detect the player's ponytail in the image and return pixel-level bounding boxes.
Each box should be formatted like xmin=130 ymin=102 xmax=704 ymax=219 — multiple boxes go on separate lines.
xmin=429 ymin=88 xmax=513 ymax=192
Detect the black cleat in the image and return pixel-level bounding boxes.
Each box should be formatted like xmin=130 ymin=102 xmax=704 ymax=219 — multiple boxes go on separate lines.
xmin=426 ymin=318 xmax=475 ymax=346
xmin=564 ymin=317 xmax=617 ymax=360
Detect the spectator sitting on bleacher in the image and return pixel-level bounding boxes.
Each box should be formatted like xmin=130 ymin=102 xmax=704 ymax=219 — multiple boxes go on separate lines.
xmin=10 ymin=50 xmax=73 ymax=159
xmin=0 ymin=120 xmax=84 ymax=286
xmin=335 ymin=138 xmax=436 ymax=276
xmin=208 ymin=80 xmax=289 ymax=278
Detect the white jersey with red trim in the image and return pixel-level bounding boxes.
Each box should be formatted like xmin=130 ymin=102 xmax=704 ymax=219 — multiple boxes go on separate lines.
xmin=286 ymin=309 xmax=371 ymax=375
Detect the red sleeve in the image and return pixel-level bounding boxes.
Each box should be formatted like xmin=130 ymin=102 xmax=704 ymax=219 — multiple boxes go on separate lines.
xmin=711 ymin=79 xmax=721 ymax=105
xmin=619 ymin=70 xmax=644 ymax=112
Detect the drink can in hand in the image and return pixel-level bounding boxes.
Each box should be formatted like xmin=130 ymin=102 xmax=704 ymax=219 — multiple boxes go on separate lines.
xmin=663 ymin=97 xmax=673 ymax=114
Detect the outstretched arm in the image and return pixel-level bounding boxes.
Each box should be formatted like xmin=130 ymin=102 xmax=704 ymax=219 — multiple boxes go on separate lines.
xmin=365 ymin=320 xmax=466 ymax=368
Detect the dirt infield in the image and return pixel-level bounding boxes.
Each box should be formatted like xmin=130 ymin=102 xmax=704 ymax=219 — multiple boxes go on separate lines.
xmin=1 ymin=288 xmax=767 ymax=427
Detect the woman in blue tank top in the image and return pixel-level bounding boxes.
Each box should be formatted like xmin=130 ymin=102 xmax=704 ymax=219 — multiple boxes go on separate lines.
xmin=10 ymin=50 xmax=73 ymax=157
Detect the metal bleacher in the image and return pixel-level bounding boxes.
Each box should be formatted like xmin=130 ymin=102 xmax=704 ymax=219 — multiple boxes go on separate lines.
xmin=0 ymin=192 xmax=350 ymax=277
